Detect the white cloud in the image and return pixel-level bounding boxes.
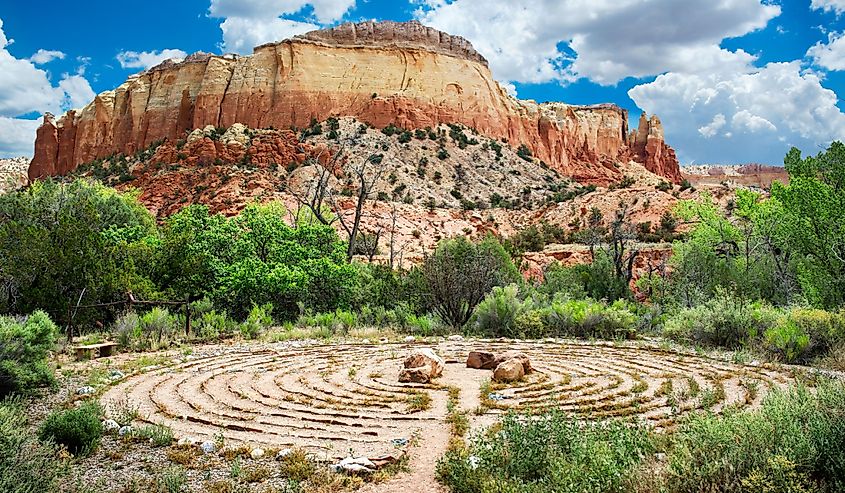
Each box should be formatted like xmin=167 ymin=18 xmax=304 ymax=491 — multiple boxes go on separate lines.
xmin=812 ymin=0 xmax=845 ymax=15
xmin=0 ymin=116 xmax=40 ymax=157
xmin=415 ymin=0 xmax=780 ymax=85
xmin=807 ymin=32 xmax=845 ymax=71
xmin=629 ymin=62 xmax=845 ymax=163
xmin=0 ymin=18 xmax=96 ymax=158
xmin=30 ymin=49 xmax=65 ymax=64
xmin=219 ymin=17 xmax=318 ymax=54
xmin=698 ymin=114 xmax=726 ymax=138
xmin=209 ymin=0 xmax=356 ymax=53
xmin=116 ymin=48 xmax=189 ymax=70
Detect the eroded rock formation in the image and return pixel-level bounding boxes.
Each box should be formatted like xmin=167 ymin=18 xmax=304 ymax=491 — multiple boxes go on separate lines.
xmin=28 ymin=20 xmax=680 ymax=184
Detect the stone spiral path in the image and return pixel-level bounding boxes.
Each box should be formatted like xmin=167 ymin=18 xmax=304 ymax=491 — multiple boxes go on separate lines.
xmin=101 ymin=339 xmax=794 ymax=490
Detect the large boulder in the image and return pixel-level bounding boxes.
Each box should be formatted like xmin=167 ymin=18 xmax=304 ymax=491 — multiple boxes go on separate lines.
xmin=500 ymin=351 xmax=533 ymax=374
xmin=466 ymin=351 xmax=499 ymax=369
xmin=493 ymin=359 xmax=525 ymax=383
xmin=399 ymin=348 xmax=444 ymax=383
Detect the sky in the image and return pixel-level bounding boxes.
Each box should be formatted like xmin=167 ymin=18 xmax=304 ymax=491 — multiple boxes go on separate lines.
xmin=1 ymin=0 xmax=844 ymax=165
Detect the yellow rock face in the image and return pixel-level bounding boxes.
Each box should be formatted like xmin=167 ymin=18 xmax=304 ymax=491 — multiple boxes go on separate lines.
xmin=29 ymin=21 xmax=680 ymax=184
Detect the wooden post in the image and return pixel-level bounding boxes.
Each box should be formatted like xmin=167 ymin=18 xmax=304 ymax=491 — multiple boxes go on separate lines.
xmin=184 ymin=297 xmax=191 ymax=337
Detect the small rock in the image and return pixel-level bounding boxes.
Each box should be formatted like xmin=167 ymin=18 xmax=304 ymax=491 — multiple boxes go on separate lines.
xmin=487 ymin=393 xmax=511 ymax=401
xmin=404 ymin=335 xmax=416 ymax=343
xmin=379 ymin=338 xmax=389 ymax=344
xmin=466 ymin=351 xmax=499 ymax=370
xmin=118 ymin=425 xmax=133 ymax=437
xmin=102 ymin=419 xmax=120 ymax=433
xmin=200 ymin=441 xmax=216 ymax=454
xmin=391 ymin=437 xmax=408 ymax=447
xmin=250 ymin=448 xmax=265 ymax=459
xmin=76 ymin=386 xmax=95 ymax=395
xmin=276 ymin=448 xmax=293 ymax=460
xmin=109 ymin=370 xmax=125 ymax=380
xmin=333 ymin=456 xmax=376 ymax=474
xmin=448 ymin=335 xmax=464 ymax=341
xmin=361 ymin=339 xmax=371 ymax=345
xmin=656 ymin=452 xmax=667 ymax=462
xmin=500 ymin=351 xmax=533 ymax=374
xmin=468 ymin=455 xmax=481 ymax=470
xmin=493 ymin=358 xmax=525 ymax=383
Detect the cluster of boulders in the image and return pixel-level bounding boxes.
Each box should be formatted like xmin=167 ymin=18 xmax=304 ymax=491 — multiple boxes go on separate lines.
xmin=398 ymin=348 xmax=444 ymax=383
xmin=467 ymin=350 xmax=533 ymax=382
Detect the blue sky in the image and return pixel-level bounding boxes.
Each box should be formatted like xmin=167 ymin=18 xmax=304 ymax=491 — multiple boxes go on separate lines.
xmin=1 ymin=0 xmax=844 ymax=165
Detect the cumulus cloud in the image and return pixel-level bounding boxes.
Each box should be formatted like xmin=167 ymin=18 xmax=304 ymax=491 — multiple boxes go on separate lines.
xmin=30 ymin=49 xmax=65 ymax=64
xmin=0 ymin=18 xmax=96 ymax=158
xmin=415 ymin=0 xmax=779 ymax=85
xmin=116 ymin=48 xmax=189 ymax=70
xmin=209 ymin=0 xmax=356 ymax=53
xmin=219 ymin=17 xmax=318 ymax=54
xmin=812 ymin=0 xmax=845 ymax=15
xmin=807 ymin=32 xmax=845 ymax=71
xmin=629 ymin=62 xmax=845 ymax=163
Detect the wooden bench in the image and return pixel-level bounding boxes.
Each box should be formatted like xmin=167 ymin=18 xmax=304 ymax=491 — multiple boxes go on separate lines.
xmin=73 ymin=342 xmax=119 ymax=361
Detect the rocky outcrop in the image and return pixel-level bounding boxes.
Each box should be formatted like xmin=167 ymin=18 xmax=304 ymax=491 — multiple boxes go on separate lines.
xmin=28 ymin=20 xmax=681 ymax=184
xmin=399 ymin=348 xmax=444 ymax=383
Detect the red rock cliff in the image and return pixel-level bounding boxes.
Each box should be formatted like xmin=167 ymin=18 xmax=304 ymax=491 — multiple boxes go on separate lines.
xmin=28 ymin=20 xmax=681 ymax=184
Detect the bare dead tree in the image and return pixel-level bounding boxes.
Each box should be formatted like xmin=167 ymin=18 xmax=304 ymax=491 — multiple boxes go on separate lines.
xmin=605 ymin=201 xmax=641 ymax=285
xmin=387 ymin=202 xmax=411 ymax=269
xmin=289 ymin=138 xmax=387 ymax=261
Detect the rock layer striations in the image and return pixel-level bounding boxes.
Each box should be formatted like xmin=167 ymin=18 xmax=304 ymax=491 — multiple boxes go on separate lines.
xmin=28 ymin=20 xmax=681 ymax=184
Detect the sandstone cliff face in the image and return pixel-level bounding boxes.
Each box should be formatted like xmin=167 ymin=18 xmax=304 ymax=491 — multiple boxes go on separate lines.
xmin=28 ymin=20 xmax=680 ymax=184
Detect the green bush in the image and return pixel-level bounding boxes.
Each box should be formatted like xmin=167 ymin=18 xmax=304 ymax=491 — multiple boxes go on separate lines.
xmin=0 ymin=179 xmax=156 ymax=327
xmin=665 ymin=380 xmax=845 ymax=492
xmin=437 ymin=410 xmax=653 ymax=493
xmin=0 ymin=398 xmax=65 ymax=492
xmin=196 ymin=310 xmax=234 ymax=340
xmin=240 ymin=303 xmax=273 ymax=340
xmin=0 ymin=311 xmax=57 ymax=396
xmin=764 ymin=319 xmax=810 ymax=363
xmin=39 ymin=401 xmax=103 ymax=456
xmin=468 ymin=285 xmax=527 ymax=338
xmin=422 ymin=236 xmax=520 ymax=327
xmin=544 ymin=297 xmax=637 ymax=339
xmin=663 ymin=293 xmax=780 ymax=348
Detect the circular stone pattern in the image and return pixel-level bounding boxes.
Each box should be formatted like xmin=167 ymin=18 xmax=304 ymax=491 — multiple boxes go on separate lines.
xmin=102 ymin=340 xmax=794 ymax=457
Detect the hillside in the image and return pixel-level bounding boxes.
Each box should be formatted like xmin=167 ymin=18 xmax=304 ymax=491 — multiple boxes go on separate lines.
xmin=28 ymin=20 xmax=681 ymax=185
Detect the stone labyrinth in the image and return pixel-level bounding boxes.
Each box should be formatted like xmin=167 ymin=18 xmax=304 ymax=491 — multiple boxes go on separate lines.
xmin=102 ymin=340 xmax=795 ymax=457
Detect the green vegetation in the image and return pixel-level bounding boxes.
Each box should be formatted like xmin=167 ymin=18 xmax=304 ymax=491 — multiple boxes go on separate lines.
xmin=0 ymin=398 xmax=66 ymax=492
xmin=439 ymin=380 xmax=845 ymax=493
xmin=39 ymin=401 xmax=103 ymax=456
xmin=0 ymin=311 xmax=57 ymax=397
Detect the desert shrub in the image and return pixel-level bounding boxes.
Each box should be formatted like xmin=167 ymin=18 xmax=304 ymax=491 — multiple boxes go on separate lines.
xmin=113 ymin=311 xmax=140 ymax=349
xmin=0 ymin=310 xmax=57 ymax=397
xmin=239 ymin=303 xmax=273 ymax=340
xmin=0 ymin=398 xmax=65 ymax=492
xmin=468 ymin=285 xmax=527 ymax=337
xmin=131 ymin=424 xmax=173 ymax=447
xmin=422 ymin=236 xmax=520 ymax=327
xmin=662 ymin=292 xmax=780 ymax=348
xmin=437 ymin=410 xmax=653 ymax=493
xmin=664 ymin=380 xmax=845 ymax=493
xmin=139 ymin=307 xmax=177 ymax=345
xmin=297 ymin=309 xmax=357 ymax=334
xmin=538 ymin=263 xmax=587 ymax=300
xmin=39 ymin=401 xmax=103 ymax=456
xmin=544 ymin=297 xmax=637 ymax=339
xmin=764 ymin=319 xmax=810 ymax=363
xmin=196 ymin=310 xmax=234 ymax=340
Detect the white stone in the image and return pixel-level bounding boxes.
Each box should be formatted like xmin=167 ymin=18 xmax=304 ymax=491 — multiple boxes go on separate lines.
xmin=76 ymin=386 xmax=95 ymax=395
xmin=250 ymin=448 xmax=265 ymax=459
xmin=118 ymin=425 xmax=133 ymax=437
xmin=102 ymin=419 xmax=120 ymax=433
xmin=200 ymin=441 xmax=217 ymax=454
xmin=333 ymin=456 xmax=376 ymax=474
xmin=361 ymin=339 xmax=371 ymax=344
xmin=276 ymin=448 xmax=293 ymax=460
xmin=404 ymin=336 xmax=416 ymax=343
xmin=448 ymin=335 xmax=464 ymax=341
